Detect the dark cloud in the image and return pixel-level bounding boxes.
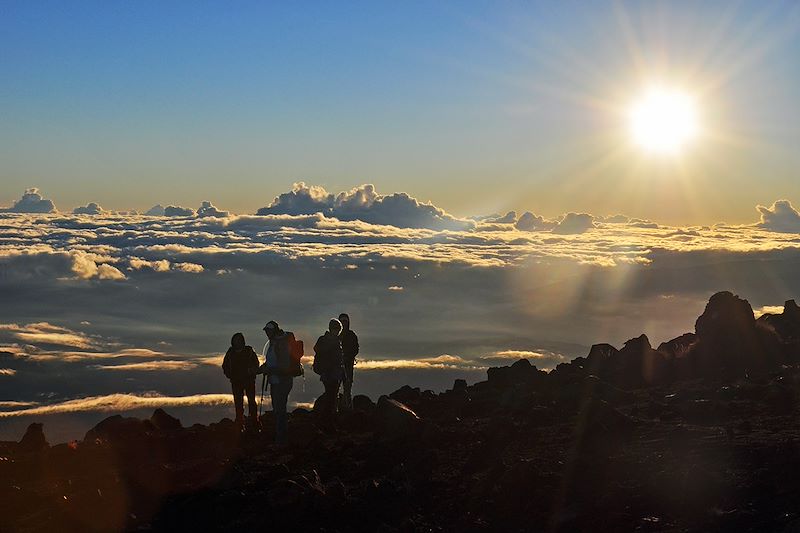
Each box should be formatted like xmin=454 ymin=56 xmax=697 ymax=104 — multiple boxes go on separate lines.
xmin=144 ymin=204 xmax=165 ymax=216
xmin=1 ymin=188 xmax=57 ymax=213
xmin=757 ymin=200 xmax=800 ymax=233
xmin=164 ymin=205 xmax=196 ymax=217
xmin=257 ymin=183 xmax=475 ymax=231
xmin=73 ymin=202 xmax=105 ymax=215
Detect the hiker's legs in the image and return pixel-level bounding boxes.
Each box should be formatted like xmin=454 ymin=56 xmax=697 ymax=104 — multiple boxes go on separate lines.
xmin=270 ymin=378 xmax=293 ymax=444
xmin=343 ymin=361 xmax=354 ymax=410
xmin=244 ymin=379 xmax=258 ymax=423
xmin=343 ymin=379 xmax=353 ymax=410
xmin=231 ymin=382 xmax=245 ymax=424
xmin=323 ymin=379 xmax=340 ymax=425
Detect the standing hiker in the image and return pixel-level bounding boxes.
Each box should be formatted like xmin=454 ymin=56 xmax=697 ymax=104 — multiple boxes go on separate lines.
xmin=222 ymin=332 xmax=260 ymax=430
xmin=313 ymin=318 xmax=345 ymax=431
xmin=259 ymin=320 xmax=298 ymax=446
xmin=338 ymin=313 xmax=359 ymax=411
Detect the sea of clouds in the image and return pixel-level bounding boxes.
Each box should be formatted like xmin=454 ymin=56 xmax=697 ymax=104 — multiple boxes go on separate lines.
xmin=2 ymin=183 xmax=800 ymax=441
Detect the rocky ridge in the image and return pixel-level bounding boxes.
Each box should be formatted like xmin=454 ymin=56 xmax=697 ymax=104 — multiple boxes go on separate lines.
xmin=2 ymin=291 xmax=800 ymax=531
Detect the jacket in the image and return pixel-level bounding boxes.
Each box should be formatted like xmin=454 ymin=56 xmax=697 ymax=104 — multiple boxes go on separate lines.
xmin=222 ymin=345 xmax=259 ymax=383
xmin=341 ymin=329 xmax=359 ymax=363
xmin=313 ymin=331 xmax=344 ymax=382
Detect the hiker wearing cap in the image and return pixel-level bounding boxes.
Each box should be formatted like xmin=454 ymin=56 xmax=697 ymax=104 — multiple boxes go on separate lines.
xmin=222 ymin=332 xmax=260 ymax=430
xmin=339 ymin=313 xmax=359 ymax=411
xmin=313 ymin=318 xmax=345 ymax=431
xmin=259 ymin=320 xmax=295 ymax=445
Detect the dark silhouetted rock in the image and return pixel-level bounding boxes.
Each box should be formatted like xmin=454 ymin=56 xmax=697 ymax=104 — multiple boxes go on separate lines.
xmin=451 ymin=378 xmax=468 ymax=393
xmin=85 ymin=415 xmax=153 ymax=444
xmin=375 ymin=396 xmax=420 ymax=438
xmin=352 ymin=394 xmax=375 ymax=411
xmin=486 ymin=358 xmax=545 ymax=387
xmin=605 ymin=334 xmax=669 ymax=388
xmin=693 ymin=291 xmax=781 ymax=375
xmin=389 ymin=385 xmax=422 ymax=404
xmin=151 ymin=408 xmax=182 ymax=431
xmin=759 ymin=299 xmax=800 ymax=345
xmin=18 ymin=423 xmax=48 ymax=453
xmin=657 ymin=332 xmax=697 ymax=358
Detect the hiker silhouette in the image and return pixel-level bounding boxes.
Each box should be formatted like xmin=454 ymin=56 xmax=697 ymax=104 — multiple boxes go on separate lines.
xmin=313 ymin=318 xmax=346 ymax=431
xmin=221 ymin=332 xmax=259 ymax=428
xmin=259 ymin=320 xmax=296 ymax=445
xmin=339 ymin=313 xmax=359 ymax=411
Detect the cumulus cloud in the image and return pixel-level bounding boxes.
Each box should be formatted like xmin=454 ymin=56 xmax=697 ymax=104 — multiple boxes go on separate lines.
xmin=196 ymin=201 xmax=229 ymax=218
xmin=515 ymin=211 xmax=557 ymax=231
xmin=757 ymin=199 xmax=800 ymax=233
xmin=552 ymin=212 xmax=595 ymax=234
xmin=173 ymin=262 xmax=204 ymax=273
xmin=97 ymin=263 xmax=126 ymax=280
xmin=145 ymin=204 xmax=166 ymax=216
xmin=73 ymin=202 xmax=106 ymax=215
xmin=487 ymin=211 xmax=517 ymax=224
xmin=164 ymin=205 xmax=196 ymax=217
xmin=130 ymin=258 xmax=171 ymax=272
xmin=1 ymin=188 xmax=57 ymax=213
xmin=257 ymin=183 xmax=475 ymax=231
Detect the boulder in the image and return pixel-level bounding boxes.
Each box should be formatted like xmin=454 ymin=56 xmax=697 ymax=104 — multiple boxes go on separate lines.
xmin=606 ymin=334 xmax=669 ymax=388
xmin=375 ymin=396 xmax=420 ymax=439
xmin=352 ymin=394 xmax=375 ymax=411
xmin=693 ymin=291 xmax=781 ymax=375
xmin=389 ymin=385 xmax=422 ymax=404
xmin=17 ymin=423 xmax=49 ymax=453
xmin=150 ymin=408 xmax=182 ymax=431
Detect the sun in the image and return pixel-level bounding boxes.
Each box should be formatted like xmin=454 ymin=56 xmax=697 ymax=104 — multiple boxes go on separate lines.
xmin=628 ymin=86 xmax=699 ymax=155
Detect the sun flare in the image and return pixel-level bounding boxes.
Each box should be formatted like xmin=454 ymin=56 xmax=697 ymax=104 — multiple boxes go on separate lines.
xmin=628 ymin=86 xmax=699 ymax=155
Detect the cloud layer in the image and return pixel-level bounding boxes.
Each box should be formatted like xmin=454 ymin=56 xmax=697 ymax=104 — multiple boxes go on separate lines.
xmin=2 ymin=184 xmax=800 ymax=440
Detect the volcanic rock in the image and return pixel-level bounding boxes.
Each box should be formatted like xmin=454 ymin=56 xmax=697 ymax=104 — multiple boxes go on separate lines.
xmin=17 ymin=423 xmax=48 ymax=453
xmin=486 ymin=358 xmax=545 ymax=387
xmin=352 ymin=394 xmax=376 ymax=411
xmin=375 ymin=396 xmax=420 ymax=439
xmin=151 ymin=408 xmax=182 ymax=431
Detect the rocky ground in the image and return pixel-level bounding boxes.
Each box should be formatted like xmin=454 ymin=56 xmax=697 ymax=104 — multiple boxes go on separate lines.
xmin=3 ymin=291 xmax=800 ymax=532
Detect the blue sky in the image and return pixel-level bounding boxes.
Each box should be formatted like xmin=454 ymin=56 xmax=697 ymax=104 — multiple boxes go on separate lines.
xmin=2 ymin=1 xmax=800 ymax=223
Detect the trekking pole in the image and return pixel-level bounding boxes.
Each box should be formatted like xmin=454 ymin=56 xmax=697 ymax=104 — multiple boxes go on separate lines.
xmin=259 ymin=373 xmax=266 ymax=417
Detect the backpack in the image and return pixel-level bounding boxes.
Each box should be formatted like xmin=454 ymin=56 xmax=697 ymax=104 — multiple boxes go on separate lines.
xmin=287 ymin=333 xmax=305 ymax=377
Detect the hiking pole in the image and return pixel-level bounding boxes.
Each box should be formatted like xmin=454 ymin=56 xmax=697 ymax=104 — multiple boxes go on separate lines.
xmin=259 ymin=373 xmax=266 ymax=417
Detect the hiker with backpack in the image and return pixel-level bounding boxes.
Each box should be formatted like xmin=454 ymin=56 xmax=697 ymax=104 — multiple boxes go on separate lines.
xmin=339 ymin=313 xmax=359 ymax=411
xmin=313 ymin=318 xmax=346 ymax=431
xmin=222 ymin=332 xmax=260 ymax=430
xmin=258 ymin=320 xmax=303 ymax=445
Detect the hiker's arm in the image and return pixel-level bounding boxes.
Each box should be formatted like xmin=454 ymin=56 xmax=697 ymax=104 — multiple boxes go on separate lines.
xmin=222 ymin=352 xmax=231 ymax=379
